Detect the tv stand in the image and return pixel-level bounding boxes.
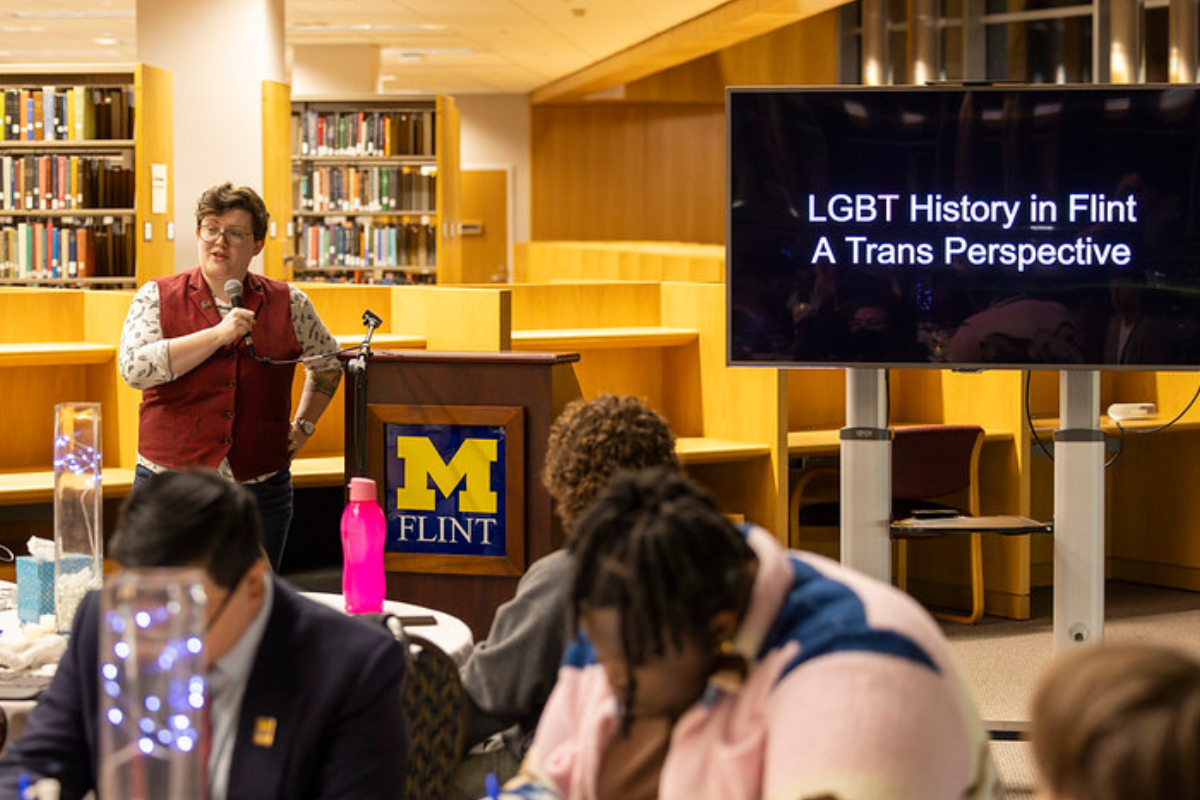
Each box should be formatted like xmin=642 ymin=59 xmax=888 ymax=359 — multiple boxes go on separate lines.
xmin=1053 ymin=370 xmax=1105 ymax=651
xmin=840 ymin=368 xmax=891 ymax=581
xmin=840 ymin=367 xmax=1105 ymax=652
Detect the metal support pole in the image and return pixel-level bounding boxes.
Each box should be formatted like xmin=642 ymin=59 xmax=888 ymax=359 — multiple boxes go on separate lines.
xmin=1169 ymin=0 xmax=1198 ymax=83
xmin=862 ymin=0 xmax=891 ymax=86
xmin=909 ymin=0 xmax=940 ymax=85
xmin=1053 ymin=370 xmax=1105 ymax=652
xmin=841 ymin=368 xmax=892 ymax=582
xmin=1109 ymin=0 xmax=1144 ymax=83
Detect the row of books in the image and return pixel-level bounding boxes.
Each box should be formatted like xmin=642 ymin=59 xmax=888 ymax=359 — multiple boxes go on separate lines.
xmin=0 ymin=86 xmax=133 ymax=142
xmin=0 ymin=155 xmax=134 ymax=211
xmin=292 ymin=109 xmax=436 ymax=157
xmin=294 ymin=165 xmax=435 ymax=213
xmin=0 ymin=219 xmax=134 ymax=279
xmin=294 ymin=220 xmax=437 ymax=269
xmin=311 ymin=271 xmax=436 ymax=286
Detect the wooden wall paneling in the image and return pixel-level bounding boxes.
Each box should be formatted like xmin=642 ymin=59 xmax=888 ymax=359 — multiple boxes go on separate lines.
xmin=506 ymin=282 xmax=663 ymax=330
xmin=436 ymin=94 xmax=463 ymax=283
xmin=0 ymin=289 xmax=87 ymax=342
xmin=390 ymin=285 xmax=509 ymax=352
xmin=786 ymin=368 xmax=847 ymax=430
xmin=561 ymin=348 xmax=667 ymax=410
xmin=624 ymin=53 xmax=727 ymax=104
xmin=661 ymin=341 xmax=704 ymax=437
xmin=2 ymin=365 xmax=93 ymax=470
xmin=262 ymin=80 xmax=293 ymax=281
xmin=300 ymin=285 xmax=397 ymax=333
xmin=1152 ymin=371 xmax=1200 ymax=422
xmin=643 ymin=104 xmax=725 ymax=244
xmin=716 ymin=10 xmax=841 ymax=86
xmin=1109 ymin=431 xmax=1200 ymax=588
xmin=532 ymin=104 xmax=648 ymax=241
xmin=661 ymin=281 xmax=787 ymax=533
xmin=84 ymin=290 xmax=139 ymax=469
xmin=890 ymin=369 xmax=945 ymax=423
xmin=134 ymin=63 xmax=175 ymax=284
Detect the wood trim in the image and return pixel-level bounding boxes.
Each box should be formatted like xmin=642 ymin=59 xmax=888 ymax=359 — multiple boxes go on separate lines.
xmin=531 ymin=0 xmax=849 ymax=103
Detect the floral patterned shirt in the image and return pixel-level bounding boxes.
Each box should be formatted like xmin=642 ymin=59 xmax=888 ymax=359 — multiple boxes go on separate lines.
xmin=119 ymin=278 xmax=341 ymax=480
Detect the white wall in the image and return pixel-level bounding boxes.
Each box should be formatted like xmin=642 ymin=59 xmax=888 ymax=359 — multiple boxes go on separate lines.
xmin=456 ymin=94 xmax=531 ymax=245
xmin=137 ymin=0 xmax=286 ymax=274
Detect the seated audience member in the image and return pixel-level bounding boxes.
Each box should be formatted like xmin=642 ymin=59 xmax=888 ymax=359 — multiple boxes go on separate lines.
xmin=1031 ymin=643 xmax=1200 ymax=800
xmin=451 ymin=394 xmax=679 ymax=796
xmin=0 ymin=469 xmax=408 ymax=800
xmin=508 ymin=467 xmax=999 ymax=800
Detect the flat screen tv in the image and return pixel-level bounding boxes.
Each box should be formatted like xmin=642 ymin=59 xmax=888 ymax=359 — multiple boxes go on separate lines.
xmin=727 ymin=85 xmax=1200 ymax=369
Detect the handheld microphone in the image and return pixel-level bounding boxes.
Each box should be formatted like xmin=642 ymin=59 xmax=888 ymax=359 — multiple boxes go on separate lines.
xmin=223 ymin=278 xmax=258 ymax=355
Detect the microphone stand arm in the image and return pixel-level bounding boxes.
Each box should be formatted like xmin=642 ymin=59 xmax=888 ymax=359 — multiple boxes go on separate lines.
xmin=348 ymin=309 xmax=382 ymax=478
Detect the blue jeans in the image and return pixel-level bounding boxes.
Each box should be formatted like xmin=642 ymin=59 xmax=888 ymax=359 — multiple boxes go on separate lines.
xmin=132 ymin=464 xmax=293 ymax=571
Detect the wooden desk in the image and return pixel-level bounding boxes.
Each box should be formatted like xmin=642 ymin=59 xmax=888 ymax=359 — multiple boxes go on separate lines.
xmin=1031 ymin=415 xmax=1200 ymax=436
xmin=789 ymin=426 xmax=1012 ymax=457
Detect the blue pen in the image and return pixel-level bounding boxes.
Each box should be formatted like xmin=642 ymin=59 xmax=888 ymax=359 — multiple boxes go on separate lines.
xmin=485 ymin=771 xmax=500 ymax=800
xmin=17 ymin=772 xmax=30 ymax=800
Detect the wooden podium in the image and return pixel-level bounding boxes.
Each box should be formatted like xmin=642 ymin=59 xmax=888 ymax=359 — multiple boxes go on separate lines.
xmin=343 ymin=350 xmax=582 ymax=639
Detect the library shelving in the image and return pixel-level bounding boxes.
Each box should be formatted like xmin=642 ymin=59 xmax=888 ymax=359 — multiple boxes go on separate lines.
xmin=288 ymin=95 xmax=460 ymax=284
xmin=0 ymin=64 xmax=173 ymax=289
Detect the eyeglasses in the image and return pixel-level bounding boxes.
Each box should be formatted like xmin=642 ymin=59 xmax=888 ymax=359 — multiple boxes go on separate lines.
xmin=198 ymin=225 xmax=253 ymax=246
xmin=204 ymin=568 xmax=248 ymax=633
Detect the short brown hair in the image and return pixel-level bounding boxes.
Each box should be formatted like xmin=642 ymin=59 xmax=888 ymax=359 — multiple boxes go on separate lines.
xmin=1031 ymin=643 xmax=1200 ymax=800
xmin=542 ymin=394 xmax=678 ymax=538
xmin=195 ymin=182 xmax=270 ymax=242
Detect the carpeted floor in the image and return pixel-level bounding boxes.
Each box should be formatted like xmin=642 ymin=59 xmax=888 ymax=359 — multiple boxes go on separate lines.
xmin=941 ymin=580 xmax=1200 ymax=798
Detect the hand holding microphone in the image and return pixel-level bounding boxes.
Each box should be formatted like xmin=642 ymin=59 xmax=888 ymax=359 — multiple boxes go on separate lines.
xmin=222 ymin=278 xmax=258 ymax=352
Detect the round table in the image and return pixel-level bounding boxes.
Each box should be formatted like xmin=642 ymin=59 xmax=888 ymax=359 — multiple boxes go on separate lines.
xmin=300 ymin=591 xmax=474 ymax=666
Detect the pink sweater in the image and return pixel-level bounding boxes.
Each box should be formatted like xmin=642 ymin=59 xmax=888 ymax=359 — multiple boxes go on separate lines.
xmin=516 ymin=526 xmax=999 ymax=800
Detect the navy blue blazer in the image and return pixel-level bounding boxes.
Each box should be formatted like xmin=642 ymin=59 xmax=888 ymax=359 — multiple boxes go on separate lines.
xmin=0 ymin=576 xmax=409 ymax=800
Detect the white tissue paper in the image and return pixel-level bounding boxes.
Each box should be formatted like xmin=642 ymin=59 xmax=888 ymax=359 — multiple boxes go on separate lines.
xmin=26 ymin=536 xmax=55 ymax=561
xmin=26 ymin=535 xmax=95 ymax=633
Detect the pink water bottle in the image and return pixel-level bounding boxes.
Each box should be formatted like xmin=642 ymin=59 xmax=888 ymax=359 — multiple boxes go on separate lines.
xmin=341 ymin=477 xmax=386 ymax=614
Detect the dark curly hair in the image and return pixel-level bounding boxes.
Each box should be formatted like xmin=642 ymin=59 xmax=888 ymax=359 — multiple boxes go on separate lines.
xmin=542 ymin=393 xmax=678 ymax=538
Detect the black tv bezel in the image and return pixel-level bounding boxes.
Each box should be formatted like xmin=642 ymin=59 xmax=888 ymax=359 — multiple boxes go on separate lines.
xmin=725 ymin=83 xmax=1200 ymax=372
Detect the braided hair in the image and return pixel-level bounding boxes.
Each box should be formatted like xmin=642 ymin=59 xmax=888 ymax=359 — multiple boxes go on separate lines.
xmin=571 ymin=466 xmax=756 ymax=723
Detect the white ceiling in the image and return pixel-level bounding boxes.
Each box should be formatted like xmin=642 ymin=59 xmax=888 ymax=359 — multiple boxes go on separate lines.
xmin=0 ymin=0 xmax=735 ymax=94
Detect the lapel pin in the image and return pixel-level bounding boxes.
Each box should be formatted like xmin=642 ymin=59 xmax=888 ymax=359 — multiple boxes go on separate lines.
xmin=253 ymin=716 xmax=277 ymax=748
xmin=201 ymin=300 xmax=212 ymax=309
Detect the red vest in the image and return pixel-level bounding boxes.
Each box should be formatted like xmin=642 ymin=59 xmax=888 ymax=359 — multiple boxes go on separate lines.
xmin=138 ymin=268 xmax=303 ymax=481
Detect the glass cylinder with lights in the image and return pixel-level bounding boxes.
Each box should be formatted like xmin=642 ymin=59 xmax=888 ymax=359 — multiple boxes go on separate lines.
xmin=53 ymin=401 xmax=104 ymax=632
xmin=97 ymin=568 xmax=208 ymax=800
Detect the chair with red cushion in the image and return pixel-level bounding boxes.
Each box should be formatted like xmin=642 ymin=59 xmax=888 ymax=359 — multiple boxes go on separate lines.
xmin=790 ymin=424 xmax=987 ymax=623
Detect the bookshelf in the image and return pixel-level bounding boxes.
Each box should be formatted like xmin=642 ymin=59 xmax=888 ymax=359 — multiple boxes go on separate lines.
xmin=0 ymin=64 xmax=173 ymax=289
xmin=289 ymin=95 xmax=460 ymax=284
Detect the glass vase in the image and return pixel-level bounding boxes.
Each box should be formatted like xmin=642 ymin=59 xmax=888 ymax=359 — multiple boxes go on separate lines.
xmin=53 ymin=401 xmax=104 ymax=632
xmin=97 ymin=568 xmax=208 ymax=800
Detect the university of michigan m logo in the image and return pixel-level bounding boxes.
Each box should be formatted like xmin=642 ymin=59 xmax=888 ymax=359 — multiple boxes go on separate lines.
xmin=394 ymin=435 xmax=498 ymax=513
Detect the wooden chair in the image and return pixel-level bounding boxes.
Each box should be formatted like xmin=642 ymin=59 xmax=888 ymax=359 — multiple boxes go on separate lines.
xmin=790 ymin=424 xmax=987 ymax=623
